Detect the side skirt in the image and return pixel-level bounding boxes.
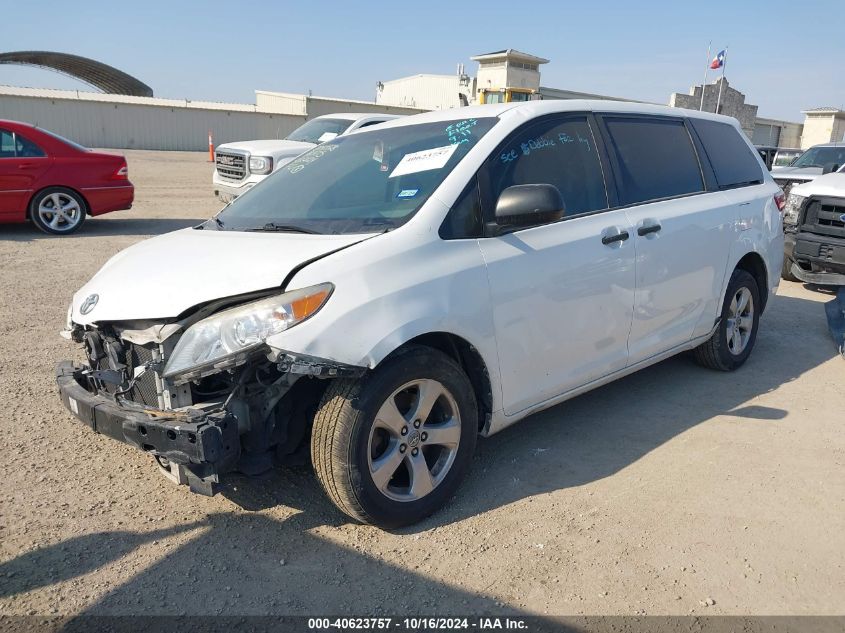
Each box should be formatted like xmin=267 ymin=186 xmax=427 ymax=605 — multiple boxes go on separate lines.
xmin=483 ymin=324 xmax=720 ymax=437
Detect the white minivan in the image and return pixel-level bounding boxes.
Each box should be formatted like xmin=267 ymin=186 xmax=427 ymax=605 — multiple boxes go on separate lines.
xmin=58 ymin=101 xmax=784 ymax=528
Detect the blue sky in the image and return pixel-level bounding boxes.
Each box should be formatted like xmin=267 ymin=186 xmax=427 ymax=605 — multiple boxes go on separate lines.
xmin=2 ymin=0 xmax=843 ymax=121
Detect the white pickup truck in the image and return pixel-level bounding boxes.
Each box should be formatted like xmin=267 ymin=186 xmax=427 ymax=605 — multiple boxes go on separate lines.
xmin=213 ymin=113 xmax=400 ymax=202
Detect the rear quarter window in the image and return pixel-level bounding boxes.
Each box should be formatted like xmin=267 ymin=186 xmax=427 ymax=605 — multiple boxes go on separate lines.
xmin=689 ymin=119 xmax=763 ymax=189
xmin=15 ymin=133 xmax=46 ymax=158
xmin=603 ymin=117 xmax=704 ymax=205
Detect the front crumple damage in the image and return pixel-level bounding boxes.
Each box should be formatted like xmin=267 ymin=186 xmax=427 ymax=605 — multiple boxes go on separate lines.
xmin=57 ymin=319 xmax=366 ymax=495
xmin=56 ymin=361 xmax=239 ymax=494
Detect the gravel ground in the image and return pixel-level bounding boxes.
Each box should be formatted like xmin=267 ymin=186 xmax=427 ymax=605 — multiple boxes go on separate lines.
xmin=1 ymin=150 xmax=843 ymax=617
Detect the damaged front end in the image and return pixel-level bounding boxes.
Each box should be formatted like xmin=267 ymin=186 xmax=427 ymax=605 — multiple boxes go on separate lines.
xmin=56 ymin=289 xmax=363 ymax=495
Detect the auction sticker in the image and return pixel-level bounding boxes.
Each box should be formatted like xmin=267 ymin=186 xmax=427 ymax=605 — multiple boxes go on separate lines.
xmin=389 ymin=144 xmax=458 ymax=178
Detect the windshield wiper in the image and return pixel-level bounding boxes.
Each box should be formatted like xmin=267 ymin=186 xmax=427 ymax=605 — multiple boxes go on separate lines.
xmin=247 ymin=222 xmax=319 ymax=234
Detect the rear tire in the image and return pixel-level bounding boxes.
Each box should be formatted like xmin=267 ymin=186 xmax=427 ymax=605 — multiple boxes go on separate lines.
xmin=311 ymin=345 xmax=477 ymax=528
xmin=693 ymin=269 xmax=761 ymax=371
xmin=29 ymin=187 xmax=87 ymax=235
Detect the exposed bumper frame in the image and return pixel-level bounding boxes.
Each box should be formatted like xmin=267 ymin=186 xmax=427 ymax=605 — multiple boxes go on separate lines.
xmin=785 ymin=230 xmax=845 ymax=286
xmin=56 ymin=361 xmax=240 ymax=490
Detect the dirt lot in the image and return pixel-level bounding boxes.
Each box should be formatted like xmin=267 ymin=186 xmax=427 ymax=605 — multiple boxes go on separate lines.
xmin=1 ymin=149 xmax=843 ymax=617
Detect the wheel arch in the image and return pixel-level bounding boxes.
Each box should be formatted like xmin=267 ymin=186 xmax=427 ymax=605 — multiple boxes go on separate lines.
xmin=380 ymin=332 xmax=493 ymax=432
xmin=734 ymin=251 xmax=769 ymax=313
xmin=27 ymin=185 xmax=91 ymax=220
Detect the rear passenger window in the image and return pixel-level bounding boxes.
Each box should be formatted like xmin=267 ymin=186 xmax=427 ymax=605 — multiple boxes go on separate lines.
xmin=689 ymin=119 xmax=763 ymax=189
xmin=487 ymin=116 xmax=608 ymax=218
xmin=603 ymin=117 xmax=704 ymax=205
xmin=15 ymin=133 xmax=46 ymax=158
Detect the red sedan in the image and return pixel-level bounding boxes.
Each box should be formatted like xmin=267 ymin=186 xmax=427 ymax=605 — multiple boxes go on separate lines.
xmin=0 ymin=120 xmax=134 ymax=235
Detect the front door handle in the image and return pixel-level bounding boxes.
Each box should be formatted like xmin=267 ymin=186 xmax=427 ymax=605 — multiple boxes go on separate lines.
xmin=17 ymin=163 xmax=37 ymax=170
xmin=637 ymin=222 xmax=662 ymax=236
xmin=601 ymin=228 xmax=630 ymax=245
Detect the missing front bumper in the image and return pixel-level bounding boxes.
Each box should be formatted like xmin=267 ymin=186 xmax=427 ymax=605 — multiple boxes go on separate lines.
xmin=787 ymin=231 xmax=845 ymax=285
xmin=56 ymin=361 xmax=240 ymax=493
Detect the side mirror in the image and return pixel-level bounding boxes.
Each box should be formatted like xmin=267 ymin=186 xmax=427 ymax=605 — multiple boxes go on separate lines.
xmin=822 ymin=162 xmax=840 ymax=175
xmin=494 ymin=184 xmax=564 ymax=232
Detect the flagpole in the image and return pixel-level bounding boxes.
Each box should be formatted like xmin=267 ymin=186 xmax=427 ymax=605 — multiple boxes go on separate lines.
xmin=700 ymin=41 xmax=711 ymax=111
xmin=715 ymin=46 xmax=728 ymax=114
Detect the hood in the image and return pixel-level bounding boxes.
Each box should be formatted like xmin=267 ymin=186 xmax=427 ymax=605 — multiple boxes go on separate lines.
xmin=771 ymin=166 xmax=823 ymax=180
xmin=216 ymin=139 xmax=315 ymax=159
xmin=71 ymin=228 xmax=371 ymax=325
xmin=792 ymin=172 xmax=845 ymax=198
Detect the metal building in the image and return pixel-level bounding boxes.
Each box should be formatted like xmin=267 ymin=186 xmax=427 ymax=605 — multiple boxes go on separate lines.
xmin=0 ymin=86 xmax=424 ymax=151
xmin=0 ymin=86 xmax=305 ymax=150
xmin=0 ymin=50 xmax=153 ymax=97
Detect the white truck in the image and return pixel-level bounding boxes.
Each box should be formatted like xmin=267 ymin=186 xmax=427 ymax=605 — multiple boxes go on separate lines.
xmin=213 ymin=113 xmax=400 ymax=202
xmin=782 ymin=169 xmax=845 ymax=284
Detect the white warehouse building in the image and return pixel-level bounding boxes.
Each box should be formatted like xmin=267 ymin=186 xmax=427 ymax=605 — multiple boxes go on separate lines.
xmin=375 ymin=71 xmax=474 ymax=110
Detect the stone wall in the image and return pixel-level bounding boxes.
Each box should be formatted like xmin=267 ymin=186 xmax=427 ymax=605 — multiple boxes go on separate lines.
xmin=669 ymin=78 xmax=758 ymax=138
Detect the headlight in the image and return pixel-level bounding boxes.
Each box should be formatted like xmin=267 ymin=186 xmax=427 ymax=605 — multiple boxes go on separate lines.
xmin=60 ymin=304 xmax=74 ymax=340
xmin=783 ymin=194 xmax=806 ymax=226
xmin=248 ymin=156 xmax=273 ymax=175
xmin=163 ymin=283 xmax=333 ymax=381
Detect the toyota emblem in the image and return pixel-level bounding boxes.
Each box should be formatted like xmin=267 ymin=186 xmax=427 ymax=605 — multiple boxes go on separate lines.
xmin=80 ymin=294 xmax=99 ymax=315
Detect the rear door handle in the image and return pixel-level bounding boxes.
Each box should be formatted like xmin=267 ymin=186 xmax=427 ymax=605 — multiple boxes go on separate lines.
xmin=637 ymin=221 xmax=662 ymax=236
xmin=17 ymin=163 xmax=37 ymax=170
xmin=601 ymin=228 xmax=630 ymax=245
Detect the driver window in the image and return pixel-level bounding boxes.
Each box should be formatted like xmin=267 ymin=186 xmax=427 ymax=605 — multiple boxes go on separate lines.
xmin=487 ymin=116 xmax=608 ymax=220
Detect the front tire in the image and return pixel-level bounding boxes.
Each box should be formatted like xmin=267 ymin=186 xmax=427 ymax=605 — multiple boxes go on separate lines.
xmin=30 ymin=187 xmax=87 ymax=235
xmin=693 ymin=269 xmax=761 ymax=371
xmin=311 ymin=346 xmax=477 ymax=528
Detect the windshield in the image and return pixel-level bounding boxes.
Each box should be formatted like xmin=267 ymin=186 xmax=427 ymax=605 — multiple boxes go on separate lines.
xmin=790 ymin=146 xmax=845 ymax=169
xmin=215 ymin=117 xmax=497 ymax=234
xmin=774 ymin=152 xmax=801 ymax=167
xmin=287 ymin=118 xmax=355 ymax=144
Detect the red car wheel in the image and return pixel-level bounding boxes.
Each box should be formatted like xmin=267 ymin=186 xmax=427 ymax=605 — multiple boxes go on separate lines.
xmin=29 ymin=187 xmax=87 ymax=235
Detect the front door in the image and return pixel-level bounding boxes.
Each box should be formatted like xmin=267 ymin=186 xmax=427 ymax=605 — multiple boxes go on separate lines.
xmin=477 ymin=114 xmax=636 ymax=416
xmin=0 ymin=128 xmax=51 ymax=217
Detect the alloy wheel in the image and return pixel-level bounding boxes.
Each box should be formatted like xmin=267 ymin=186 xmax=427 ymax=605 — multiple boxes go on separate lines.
xmin=726 ymin=287 xmax=754 ymax=355
xmin=366 ymin=378 xmax=462 ymax=502
xmin=38 ymin=192 xmax=83 ymax=232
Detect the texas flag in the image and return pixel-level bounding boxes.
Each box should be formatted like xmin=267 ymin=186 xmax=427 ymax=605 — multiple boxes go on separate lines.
xmin=710 ymin=50 xmax=726 ymax=69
